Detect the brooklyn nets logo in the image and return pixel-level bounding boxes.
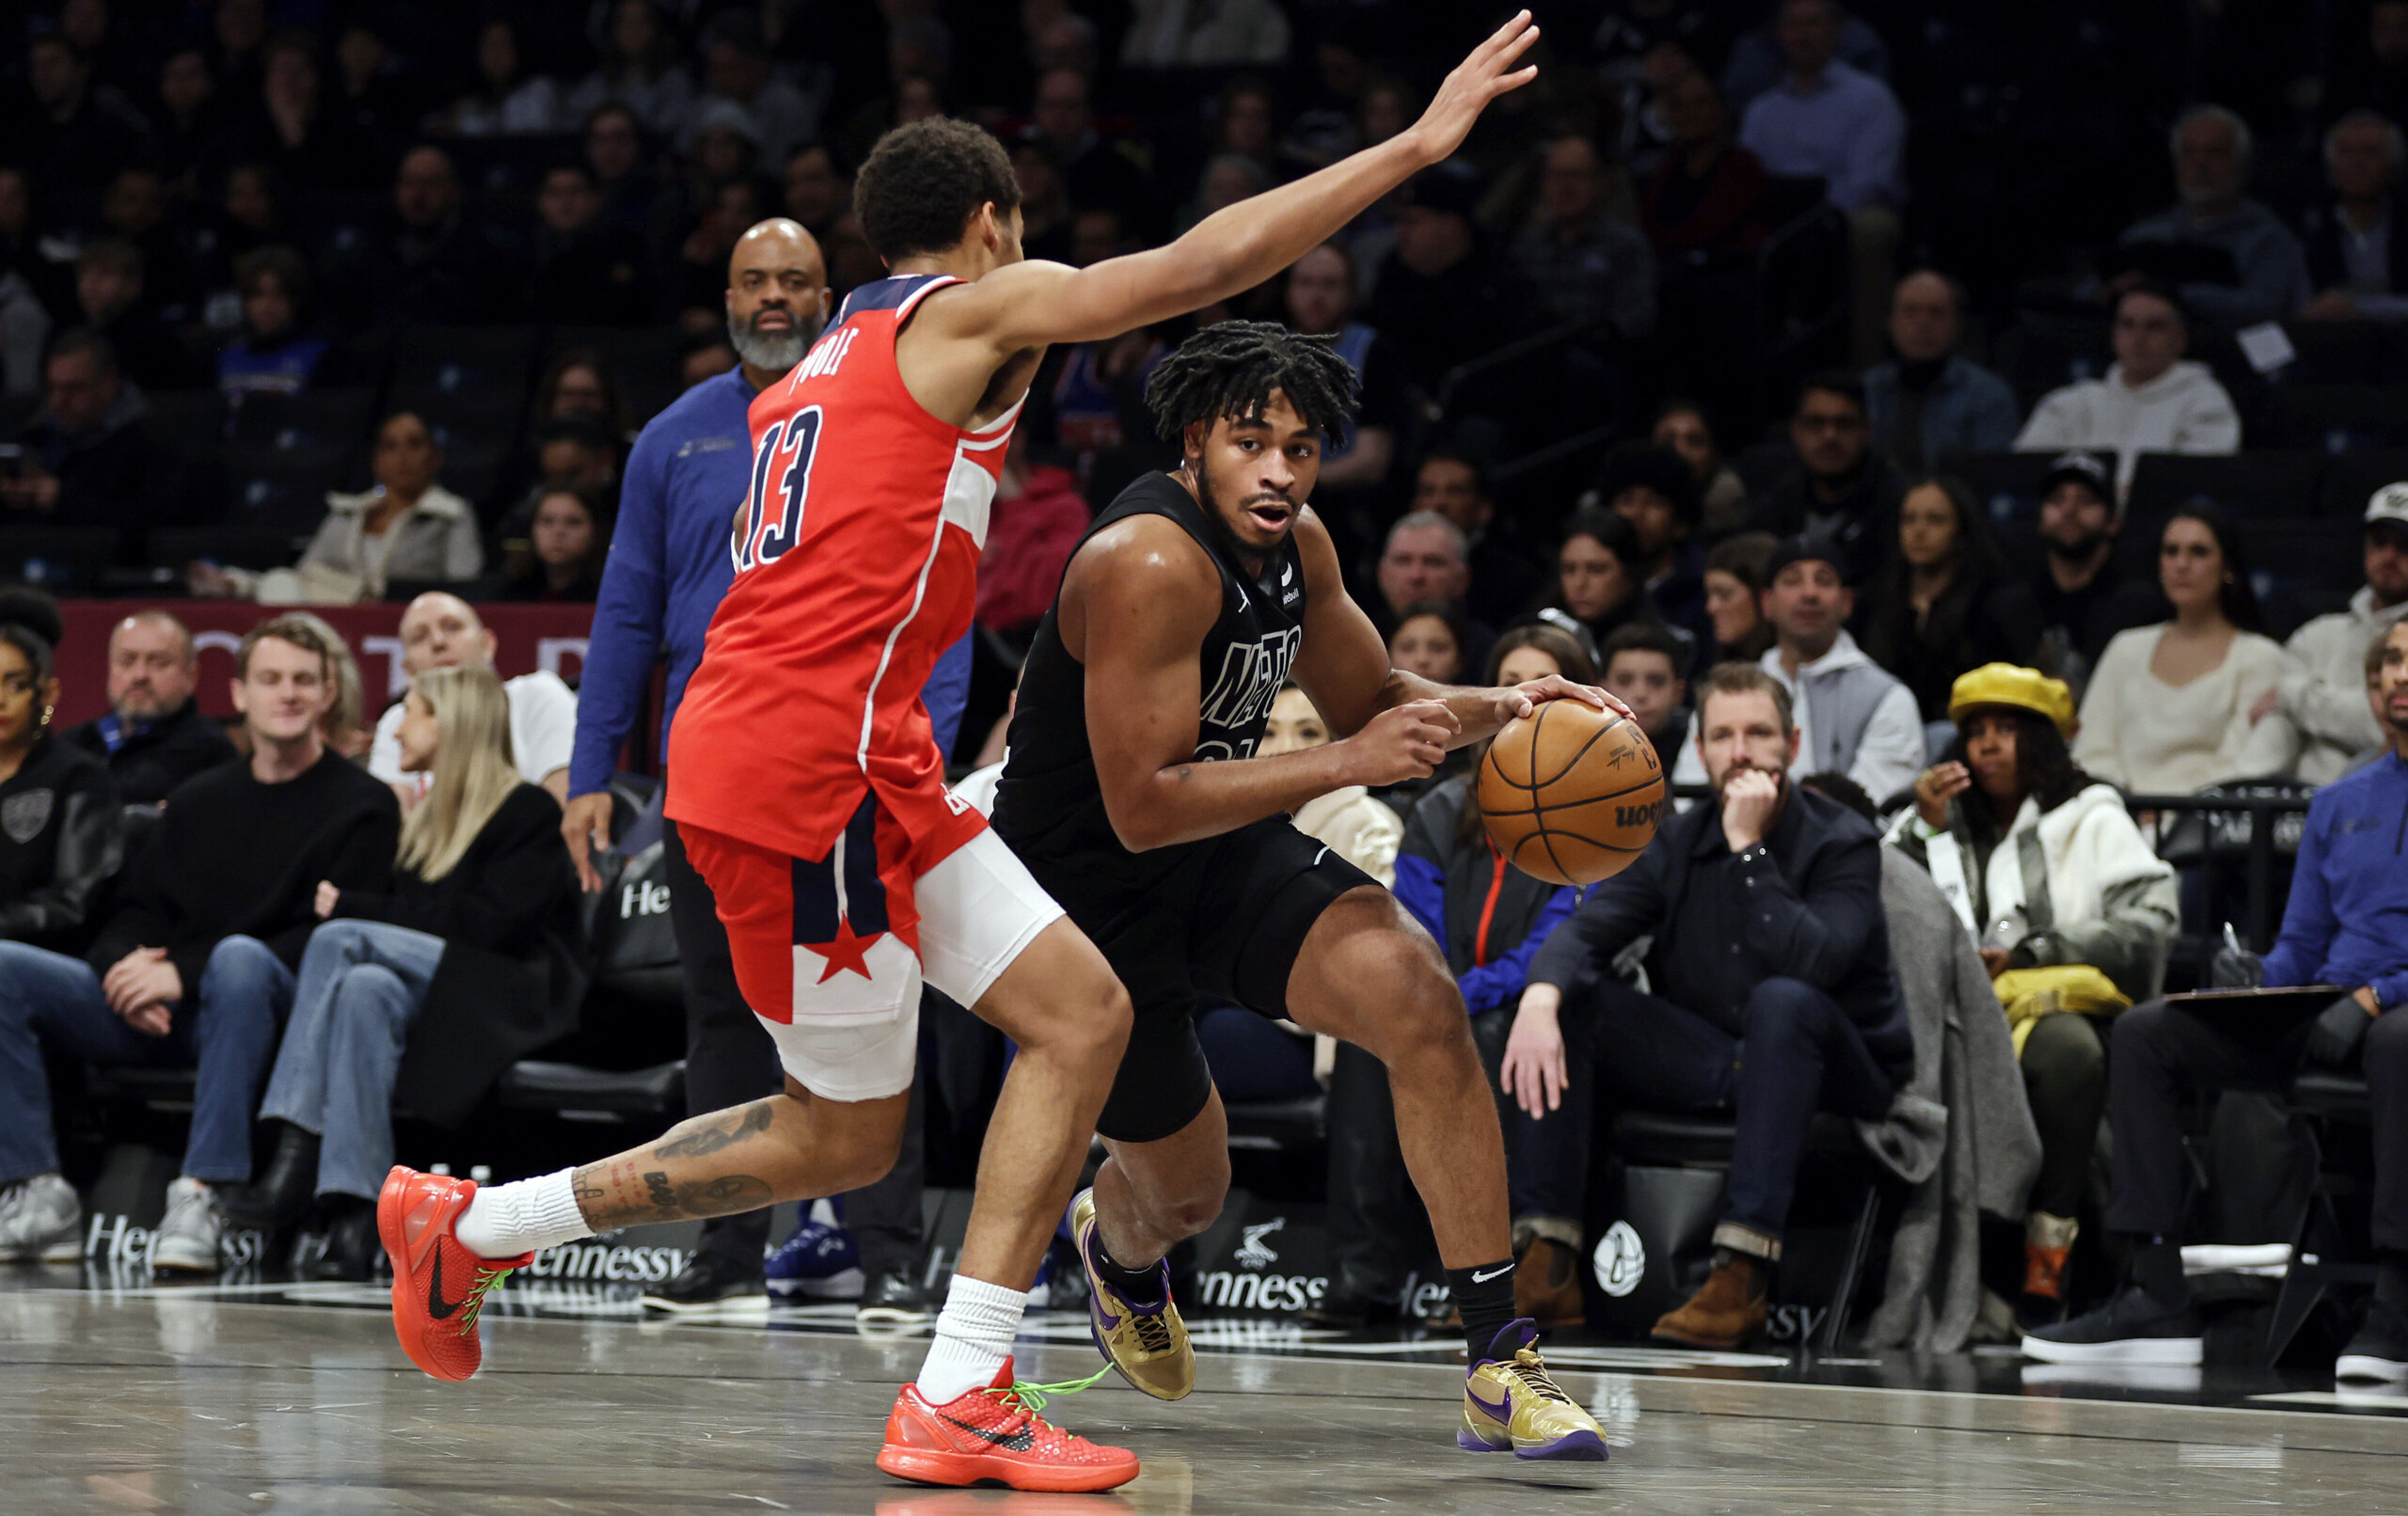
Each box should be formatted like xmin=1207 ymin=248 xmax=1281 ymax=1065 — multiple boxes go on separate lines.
xmin=1592 ymin=1221 xmax=1645 ymax=1298
xmin=1196 ymin=627 xmax=1303 ymax=760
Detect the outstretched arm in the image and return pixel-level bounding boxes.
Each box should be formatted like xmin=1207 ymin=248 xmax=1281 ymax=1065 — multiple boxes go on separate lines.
xmin=924 ymin=13 xmax=1539 ymax=359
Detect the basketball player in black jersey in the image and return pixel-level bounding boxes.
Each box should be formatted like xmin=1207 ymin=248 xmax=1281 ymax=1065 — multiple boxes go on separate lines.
xmin=992 ymin=322 xmax=1626 ymax=1460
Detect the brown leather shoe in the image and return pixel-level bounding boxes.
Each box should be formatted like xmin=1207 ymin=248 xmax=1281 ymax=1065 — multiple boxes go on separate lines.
xmin=1650 ymin=1255 xmax=1767 ymax=1349
xmin=1513 ymin=1237 xmax=1586 ymax=1326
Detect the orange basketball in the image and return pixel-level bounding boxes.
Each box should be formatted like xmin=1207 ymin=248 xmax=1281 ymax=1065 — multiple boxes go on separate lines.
xmin=1478 ymin=702 xmax=1666 ymax=886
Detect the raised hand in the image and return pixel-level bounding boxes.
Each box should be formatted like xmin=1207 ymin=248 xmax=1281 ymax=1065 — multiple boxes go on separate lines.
xmin=1407 ymin=11 xmax=1542 ymax=166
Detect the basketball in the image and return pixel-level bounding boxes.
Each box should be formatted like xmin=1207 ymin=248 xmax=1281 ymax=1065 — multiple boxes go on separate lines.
xmin=1478 ymin=702 xmax=1666 ymax=886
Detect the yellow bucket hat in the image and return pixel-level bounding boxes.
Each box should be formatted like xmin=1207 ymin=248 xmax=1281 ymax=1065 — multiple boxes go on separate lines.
xmin=1947 ymin=663 xmax=2075 ymax=736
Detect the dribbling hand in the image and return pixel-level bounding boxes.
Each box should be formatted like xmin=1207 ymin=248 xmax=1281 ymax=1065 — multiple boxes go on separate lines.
xmin=1342 ymin=700 xmax=1458 ymax=787
xmin=1407 ymin=11 xmax=1542 ymax=166
xmin=1497 ymin=676 xmax=1632 ymax=726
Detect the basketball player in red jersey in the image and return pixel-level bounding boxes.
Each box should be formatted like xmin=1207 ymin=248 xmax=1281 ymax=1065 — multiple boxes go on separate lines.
xmin=375 ymin=13 xmax=1544 ymax=1492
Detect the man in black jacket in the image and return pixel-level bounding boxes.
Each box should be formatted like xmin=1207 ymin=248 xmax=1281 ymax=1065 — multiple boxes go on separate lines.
xmin=1506 ymin=661 xmax=1910 ymax=1348
xmin=1745 ymin=371 xmax=1906 ymax=588
xmin=66 ymin=611 xmax=237 ymax=806
xmin=0 ymin=616 xmax=397 ymax=1272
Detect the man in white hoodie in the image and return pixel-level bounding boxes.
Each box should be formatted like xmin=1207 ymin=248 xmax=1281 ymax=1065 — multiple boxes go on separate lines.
xmin=1672 ymin=536 xmax=1925 ymax=803
xmin=2013 ymin=282 xmax=2241 ymax=494
xmin=2242 ymin=483 xmax=2408 ymax=782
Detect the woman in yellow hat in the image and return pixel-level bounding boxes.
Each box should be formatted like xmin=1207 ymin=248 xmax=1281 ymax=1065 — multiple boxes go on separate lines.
xmin=1892 ymin=663 xmax=2178 ymax=1330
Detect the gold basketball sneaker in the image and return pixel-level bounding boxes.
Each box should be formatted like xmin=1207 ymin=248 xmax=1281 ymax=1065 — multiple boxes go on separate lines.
xmin=1068 ymin=1187 xmax=1194 ymax=1400
xmin=1460 ymin=1319 xmax=1609 ymax=1461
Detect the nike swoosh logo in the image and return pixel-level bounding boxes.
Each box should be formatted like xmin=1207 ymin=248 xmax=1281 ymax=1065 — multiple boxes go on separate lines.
xmin=1471 ymin=1265 xmax=1511 ymax=1283
xmin=940 ymin=1413 xmax=1036 ymax=1451
xmin=1312 ymin=845 xmax=1331 ymax=867
xmin=1466 ymin=1383 xmax=1513 ymax=1422
xmin=1093 ymin=1291 xmax=1123 ymax=1332
xmin=425 ymin=1248 xmax=465 ymax=1320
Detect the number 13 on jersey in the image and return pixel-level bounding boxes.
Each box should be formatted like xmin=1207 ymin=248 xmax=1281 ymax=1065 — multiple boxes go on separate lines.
xmin=735 ymin=405 xmax=825 ymax=573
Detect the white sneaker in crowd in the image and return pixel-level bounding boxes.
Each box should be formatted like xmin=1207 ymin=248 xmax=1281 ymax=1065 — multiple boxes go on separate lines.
xmin=151 ymin=1178 xmax=224 ymax=1274
xmin=0 ymin=1175 xmax=83 ymax=1263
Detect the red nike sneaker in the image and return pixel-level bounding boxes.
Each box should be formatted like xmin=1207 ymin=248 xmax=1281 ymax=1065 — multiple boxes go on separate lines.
xmin=377 ymin=1165 xmax=533 ymax=1382
xmin=876 ymin=1360 xmax=1138 ymax=1492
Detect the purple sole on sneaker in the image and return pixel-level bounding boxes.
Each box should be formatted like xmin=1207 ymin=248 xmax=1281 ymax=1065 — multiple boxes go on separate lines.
xmin=1457 ymin=1429 xmax=1508 ymax=1452
xmin=1515 ymin=1429 xmax=1609 ymax=1461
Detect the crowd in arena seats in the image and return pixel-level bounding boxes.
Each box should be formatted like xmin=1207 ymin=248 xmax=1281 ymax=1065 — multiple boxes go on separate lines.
xmin=2 ymin=0 xmax=2408 ymax=1364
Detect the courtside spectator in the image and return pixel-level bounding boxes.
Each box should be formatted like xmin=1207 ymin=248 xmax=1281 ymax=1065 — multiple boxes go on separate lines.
xmin=1595 ymin=441 xmax=1710 ymax=655
xmin=1655 ymin=399 xmax=1751 ymax=533
xmin=2017 ymin=284 xmax=2240 ymax=493
xmin=1703 ymin=530 xmax=1780 ymax=664
xmin=0 ymin=597 xmax=121 ymax=954
xmin=1546 ymin=508 xmax=1667 ymax=656
xmin=0 ymin=617 xmax=398 ymax=1271
xmin=1515 ymin=662 xmax=1911 ymax=1348
xmin=1736 ymin=0 xmax=1906 ymax=361
xmin=1603 ymin=621 xmax=1692 ymax=765
xmin=525 ymin=162 xmax=658 ymax=328
xmin=233 ymin=411 xmax=482 ymax=603
xmin=370 ymin=593 xmax=576 ymax=802
xmin=1893 ymin=665 xmax=2177 ymax=1327
xmin=75 ymin=239 xmax=204 ymax=391
xmin=1988 ymin=452 xmax=2166 ymax=691
xmin=289 ymin=610 xmax=373 ymax=763
xmin=1513 ymin=134 xmax=1656 ymax=342
xmin=439 ymin=18 xmax=559 ymax=136
xmin=1747 ymin=371 xmax=1904 ymax=587
xmin=341 ymin=144 xmax=526 ymax=328
xmin=1368 ymin=162 xmax=1547 ymax=409
xmin=2074 ymin=507 xmax=2296 ymax=794
xmin=2115 ymin=104 xmax=2307 ymax=331
xmin=1676 ymin=537 xmax=1924 ymax=803
xmin=2026 ymin=621 xmax=2408 ymax=1377
xmin=1319 ymin=625 xmax=1594 ymax=1327
xmin=566 ymin=1 xmax=693 ymax=139
xmin=1640 ymin=67 xmax=1771 ymax=267
xmin=216 ymin=245 xmax=325 ymax=401
xmin=242 ymin=665 xmax=578 ymax=1279
xmin=2246 ymin=485 xmax=2408 ymax=782
xmin=1407 ymin=449 xmax=1545 ymax=629
xmin=498 ymin=482 xmax=610 ymax=604
xmin=1864 ymin=271 xmax=2021 ymax=471
xmin=2299 ymin=110 xmax=2408 ymax=322
xmin=1857 ymin=476 xmax=2011 ymax=725
xmin=1387 ymin=600 xmax=1469 ymax=686
xmin=1283 ymin=243 xmax=1405 ymax=496
xmin=66 ymin=611 xmax=237 ymax=806
xmin=1373 ymin=512 xmax=1490 ymax=653
xmin=3 ymin=331 xmax=180 ymax=564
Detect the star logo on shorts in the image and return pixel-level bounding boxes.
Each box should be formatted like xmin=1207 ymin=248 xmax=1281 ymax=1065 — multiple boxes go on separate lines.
xmin=809 ymin=918 xmax=880 ymax=983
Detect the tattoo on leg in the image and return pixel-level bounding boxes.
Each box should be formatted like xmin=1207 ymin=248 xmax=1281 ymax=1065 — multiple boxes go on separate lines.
xmin=571 ymin=1157 xmax=777 ymax=1228
xmin=650 ymin=1100 xmax=775 ymax=1161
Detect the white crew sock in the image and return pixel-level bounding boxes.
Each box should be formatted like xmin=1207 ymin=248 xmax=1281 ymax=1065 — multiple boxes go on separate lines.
xmin=452 ymin=1169 xmax=591 ymax=1257
xmin=915 ymin=1273 xmax=1029 ymax=1404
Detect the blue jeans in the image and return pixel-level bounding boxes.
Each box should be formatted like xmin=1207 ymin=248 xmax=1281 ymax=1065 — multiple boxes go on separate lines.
xmin=1518 ymin=975 xmax=1897 ymax=1245
xmin=0 ymin=937 xmax=293 ymax=1185
xmin=259 ymin=920 xmax=445 ymax=1202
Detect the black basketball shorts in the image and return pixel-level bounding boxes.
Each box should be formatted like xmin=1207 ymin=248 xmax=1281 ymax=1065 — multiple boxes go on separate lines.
xmin=1020 ymin=814 xmax=1376 ymax=1144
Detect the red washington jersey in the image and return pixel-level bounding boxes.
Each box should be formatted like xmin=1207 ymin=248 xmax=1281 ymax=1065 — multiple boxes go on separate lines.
xmin=668 ymin=274 xmax=1018 ymax=870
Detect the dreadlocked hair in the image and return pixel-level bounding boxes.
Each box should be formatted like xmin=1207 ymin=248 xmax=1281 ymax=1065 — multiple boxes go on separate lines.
xmin=1144 ymin=320 xmax=1360 ymax=447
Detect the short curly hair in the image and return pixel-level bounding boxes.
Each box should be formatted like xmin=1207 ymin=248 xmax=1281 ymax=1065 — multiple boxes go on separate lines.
xmin=1144 ymin=320 xmax=1360 ymax=447
xmin=855 ymin=118 xmax=1021 ymax=264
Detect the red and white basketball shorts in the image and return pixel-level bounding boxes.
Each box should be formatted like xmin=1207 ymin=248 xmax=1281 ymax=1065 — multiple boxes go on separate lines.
xmin=679 ymin=792 xmax=1063 ymax=1101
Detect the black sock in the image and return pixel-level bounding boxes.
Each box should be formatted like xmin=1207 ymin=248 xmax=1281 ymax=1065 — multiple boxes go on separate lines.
xmin=1450 ymin=1260 xmax=1518 ymax=1362
xmin=1090 ymin=1234 xmax=1165 ymax=1305
xmin=2131 ymin=1237 xmax=2191 ymax=1311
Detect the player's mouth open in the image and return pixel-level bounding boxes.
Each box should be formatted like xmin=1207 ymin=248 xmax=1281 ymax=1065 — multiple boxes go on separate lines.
xmin=1246 ymin=501 xmax=1291 ymax=529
